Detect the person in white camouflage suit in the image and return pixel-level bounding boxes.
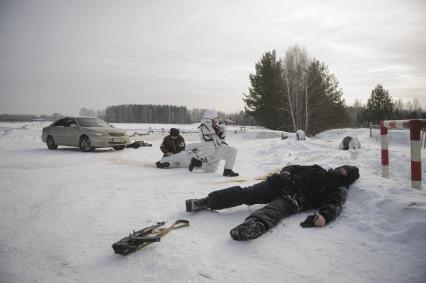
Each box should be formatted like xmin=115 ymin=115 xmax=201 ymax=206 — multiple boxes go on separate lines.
xmin=189 ymin=110 xmax=238 ymax=177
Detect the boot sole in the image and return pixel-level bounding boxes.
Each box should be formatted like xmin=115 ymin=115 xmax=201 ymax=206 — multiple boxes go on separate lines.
xmin=230 ymin=221 xmax=265 ymax=241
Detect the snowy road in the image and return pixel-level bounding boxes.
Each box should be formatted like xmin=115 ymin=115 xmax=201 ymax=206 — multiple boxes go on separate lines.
xmin=0 ymin=122 xmax=425 ymax=283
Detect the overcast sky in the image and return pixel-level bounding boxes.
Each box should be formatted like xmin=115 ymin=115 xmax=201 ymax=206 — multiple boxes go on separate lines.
xmin=0 ymin=0 xmax=425 ymax=115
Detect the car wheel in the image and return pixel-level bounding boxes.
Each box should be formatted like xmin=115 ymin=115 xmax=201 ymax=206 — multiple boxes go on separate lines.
xmin=79 ymin=135 xmax=95 ymax=152
xmin=113 ymin=145 xmax=126 ymax=150
xmin=47 ymin=135 xmax=58 ymax=150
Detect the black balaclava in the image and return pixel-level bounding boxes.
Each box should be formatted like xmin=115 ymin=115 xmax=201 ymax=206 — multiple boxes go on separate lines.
xmin=170 ymin=128 xmax=179 ymax=136
xmin=328 ymin=165 xmax=360 ymax=188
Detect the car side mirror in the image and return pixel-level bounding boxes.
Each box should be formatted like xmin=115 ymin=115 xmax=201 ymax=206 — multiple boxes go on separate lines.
xmin=70 ymin=124 xmax=78 ymax=128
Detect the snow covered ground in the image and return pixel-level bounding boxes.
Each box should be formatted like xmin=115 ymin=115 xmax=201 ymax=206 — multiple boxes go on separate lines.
xmin=0 ymin=122 xmax=425 ymax=283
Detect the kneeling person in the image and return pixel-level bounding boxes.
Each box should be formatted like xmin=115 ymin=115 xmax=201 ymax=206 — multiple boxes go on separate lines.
xmin=156 ymin=128 xmax=186 ymax=168
xmin=188 ymin=109 xmax=238 ymax=177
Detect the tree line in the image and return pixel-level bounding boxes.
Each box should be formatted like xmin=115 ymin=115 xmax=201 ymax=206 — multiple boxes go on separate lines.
xmin=101 ymin=104 xmax=255 ymax=125
xmin=0 ymin=113 xmax=64 ymax=122
xmin=345 ymin=84 xmax=425 ymax=127
xmin=104 ymin=104 xmax=191 ymax=123
xmin=0 ymin=106 xmax=255 ymax=125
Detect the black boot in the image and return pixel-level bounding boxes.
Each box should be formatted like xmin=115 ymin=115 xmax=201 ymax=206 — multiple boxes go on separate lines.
xmin=189 ymin=157 xmax=202 ymax=172
xmin=156 ymin=161 xmax=170 ymax=169
xmin=185 ymin=197 xmax=208 ymax=212
xmin=223 ymin=169 xmax=239 ymax=177
xmin=230 ymin=218 xmax=266 ymax=241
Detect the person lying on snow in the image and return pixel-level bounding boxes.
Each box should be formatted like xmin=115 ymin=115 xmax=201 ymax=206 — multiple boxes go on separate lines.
xmin=186 ymin=164 xmax=359 ymax=241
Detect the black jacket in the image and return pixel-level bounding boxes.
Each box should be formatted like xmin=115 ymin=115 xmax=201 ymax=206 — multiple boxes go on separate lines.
xmin=267 ymin=164 xmax=350 ymax=223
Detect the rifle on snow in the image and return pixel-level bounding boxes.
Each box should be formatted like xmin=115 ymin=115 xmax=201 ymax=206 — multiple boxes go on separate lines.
xmin=112 ymin=220 xmax=189 ymax=256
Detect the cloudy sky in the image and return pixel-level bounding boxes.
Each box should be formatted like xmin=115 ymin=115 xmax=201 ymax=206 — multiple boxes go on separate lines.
xmin=0 ymin=0 xmax=425 ymax=115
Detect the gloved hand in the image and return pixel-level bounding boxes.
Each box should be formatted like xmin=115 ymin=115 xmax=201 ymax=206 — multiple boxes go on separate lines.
xmin=300 ymin=213 xmax=326 ymax=228
xmin=212 ymin=122 xmax=225 ymax=139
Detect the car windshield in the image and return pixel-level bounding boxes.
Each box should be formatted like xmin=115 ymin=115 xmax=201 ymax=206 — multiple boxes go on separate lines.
xmin=77 ymin=118 xmax=112 ymax=128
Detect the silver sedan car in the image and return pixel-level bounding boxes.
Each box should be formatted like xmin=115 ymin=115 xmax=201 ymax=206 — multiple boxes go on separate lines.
xmin=42 ymin=117 xmax=130 ymax=152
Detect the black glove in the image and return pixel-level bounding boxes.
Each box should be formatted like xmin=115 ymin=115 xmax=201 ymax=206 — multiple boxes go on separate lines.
xmin=300 ymin=215 xmax=317 ymax=228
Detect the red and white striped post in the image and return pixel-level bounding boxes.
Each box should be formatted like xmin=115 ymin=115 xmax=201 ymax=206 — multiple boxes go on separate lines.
xmin=380 ymin=121 xmax=389 ymax=178
xmin=410 ymin=120 xmax=422 ymax=189
xmin=380 ymin=119 xmax=425 ymax=190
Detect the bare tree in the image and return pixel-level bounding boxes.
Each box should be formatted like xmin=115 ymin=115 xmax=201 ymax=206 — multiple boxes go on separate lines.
xmin=280 ymin=47 xmax=346 ymax=135
xmin=280 ymin=46 xmax=327 ymax=134
xmin=280 ymin=45 xmax=310 ymax=132
xmin=346 ymin=99 xmax=364 ymax=127
xmin=412 ymin=98 xmax=422 ymax=113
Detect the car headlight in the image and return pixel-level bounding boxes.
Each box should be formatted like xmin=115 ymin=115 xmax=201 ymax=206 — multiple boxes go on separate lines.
xmin=93 ymin=131 xmax=107 ymax=136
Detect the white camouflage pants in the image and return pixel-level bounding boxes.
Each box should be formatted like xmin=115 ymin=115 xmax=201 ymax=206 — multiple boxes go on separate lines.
xmin=159 ymin=143 xmax=201 ymax=168
xmin=160 ymin=143 xmax=237 ymax=173
xmin=198 ymin=143 xmax=237 ymax=172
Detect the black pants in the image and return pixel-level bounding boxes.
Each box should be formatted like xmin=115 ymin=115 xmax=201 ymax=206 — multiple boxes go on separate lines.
xmin=206 ymin=181 xmax=299 ymax=230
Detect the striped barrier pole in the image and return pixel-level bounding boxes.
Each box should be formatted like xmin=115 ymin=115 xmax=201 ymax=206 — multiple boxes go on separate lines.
xmin=381 ymin=119 xmax=425 ymax=190
xmin=380 ymin=121 xmax=389 ymax=178
xmin=409 ymin=120 xmax=422 ymax=190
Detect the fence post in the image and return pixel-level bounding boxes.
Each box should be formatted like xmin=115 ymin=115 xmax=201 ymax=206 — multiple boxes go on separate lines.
xmin=380 ymin=121 xmax=389 ymax=178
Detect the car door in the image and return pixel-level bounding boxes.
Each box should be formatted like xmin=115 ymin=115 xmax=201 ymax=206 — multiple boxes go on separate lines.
xmin=62 ymin=118 xmax=80 ymax=146
xmin=49 ymin=118 xmax=68 ymax=145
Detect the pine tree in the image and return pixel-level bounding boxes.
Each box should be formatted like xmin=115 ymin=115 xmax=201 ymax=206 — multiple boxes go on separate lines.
xmin=366 ymin=84 xmax=394 ymax=124
xmin=243 ymin=50 xmax=283 ymax=129
xmin=302 ymin=60 xmax=346 ymax=135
